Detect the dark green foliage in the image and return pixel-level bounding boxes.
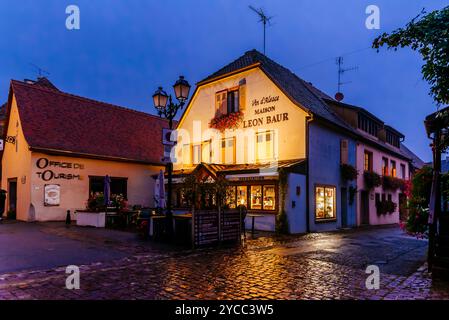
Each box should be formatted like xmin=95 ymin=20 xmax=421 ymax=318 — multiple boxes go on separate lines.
xmin=373 ymin=6 xmax=449 ymax=105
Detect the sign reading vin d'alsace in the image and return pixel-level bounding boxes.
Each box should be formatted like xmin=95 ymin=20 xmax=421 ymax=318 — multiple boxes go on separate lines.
xmin=35 ymin=158 xmax=84 ymax=181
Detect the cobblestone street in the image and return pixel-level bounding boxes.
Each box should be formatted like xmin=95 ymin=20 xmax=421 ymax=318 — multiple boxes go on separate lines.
xmin=0 ymin=222 xmax=448 ymax=300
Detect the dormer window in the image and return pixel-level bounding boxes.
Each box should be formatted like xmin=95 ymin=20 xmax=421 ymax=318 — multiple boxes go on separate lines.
xmin=357 ymin=113 xmax=379 ymax=137
xmin=386 ymin=130 xmax=400 ymax=148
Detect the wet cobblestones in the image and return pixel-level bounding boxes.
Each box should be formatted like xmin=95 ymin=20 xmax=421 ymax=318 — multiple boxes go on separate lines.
xmin=0 ymin=224 xmax=448 ymax=300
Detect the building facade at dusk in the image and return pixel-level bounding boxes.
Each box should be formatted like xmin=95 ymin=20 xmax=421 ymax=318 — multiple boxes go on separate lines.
xmin=1 ymin=78 xmax=168 ymax=221
xmin=0 ymin=52 xmax=424 ymax=232
xmin=172 ymin=50 xmax=422 ymax=233
xmin=173 ymin=50 xmax=361 ymax=233
xmin=327 ymin=100 xmax=417 ymax=225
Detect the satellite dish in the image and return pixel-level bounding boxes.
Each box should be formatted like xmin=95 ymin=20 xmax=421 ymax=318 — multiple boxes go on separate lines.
xmin=335 ymin=92 xmax=344 ymax=102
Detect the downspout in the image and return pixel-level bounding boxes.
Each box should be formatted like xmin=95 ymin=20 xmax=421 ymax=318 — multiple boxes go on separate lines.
xmin=305 ymin=114 xmax=313 ymax=233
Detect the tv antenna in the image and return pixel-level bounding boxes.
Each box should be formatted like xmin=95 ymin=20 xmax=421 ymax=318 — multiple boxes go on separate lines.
xmin=335 ymin=56 xmax=358 ymax=101
xmin=249 ymin=5 xmax=273 ymax=55
xmin=29 ymin=63 xmax=50 ymax=78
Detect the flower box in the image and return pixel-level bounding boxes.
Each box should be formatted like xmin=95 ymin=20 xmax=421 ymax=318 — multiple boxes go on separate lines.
xmin=76 ymin=211 xmax=106 ymax=228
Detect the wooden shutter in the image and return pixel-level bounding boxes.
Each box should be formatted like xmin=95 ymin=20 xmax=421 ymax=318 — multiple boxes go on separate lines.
xmin=214 ymin=91 xmax=227 ymax=115
xmin=340 ymin=139 xmax=348 ymax=164
xmin=215 ymin=91 xmax=227 ymax=115
xmin=239 ymin=79 xmax=246 ymax=112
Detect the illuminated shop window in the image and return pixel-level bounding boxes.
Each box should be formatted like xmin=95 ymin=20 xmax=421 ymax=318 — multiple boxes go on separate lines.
xmin=250 ymin=185 xmax=262 ymax=210
xmin=263 ymin=185 xmax=276 ymax=210
xmin=236 ymin=186 xmax=247 ymax=206
xmin=315 ymin=186 xmax=336 ymax=220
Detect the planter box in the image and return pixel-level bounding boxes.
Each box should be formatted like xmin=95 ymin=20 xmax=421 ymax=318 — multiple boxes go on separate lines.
xmin=76 ymin=211 xmax=106 ymax=228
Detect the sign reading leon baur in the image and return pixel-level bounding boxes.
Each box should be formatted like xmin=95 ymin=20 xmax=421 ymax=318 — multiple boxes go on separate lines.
xmin=36 ymin=158 xmax=84 ymax=181
xmin=244 ymin=95 xmax=289 ymax=128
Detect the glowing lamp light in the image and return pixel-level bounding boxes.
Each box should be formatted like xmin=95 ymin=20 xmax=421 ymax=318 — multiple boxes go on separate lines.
xmin=173 ymin=76 xmax=191 ymax=103
xmin=152 ymin=87 xmax=168 ymax=112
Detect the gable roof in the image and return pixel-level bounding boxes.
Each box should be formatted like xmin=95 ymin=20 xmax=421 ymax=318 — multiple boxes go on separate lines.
xmin=5 ymin=79 xmax=169 ymax=165
xmin=400 ymin=144 xmax=426 ymax=169
xmin=195 ymin=50 xmax=420 ymax=162
xmin=197 ymin=49 xmax=354 ymax=131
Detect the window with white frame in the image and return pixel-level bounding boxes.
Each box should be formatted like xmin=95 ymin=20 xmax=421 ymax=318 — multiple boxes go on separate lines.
xmin=202 ymin=140 xmax=212 ymax=164
xmin=256 ymin=131 xmax=275 ymax=161
xmin=192 ymin=144 xmax=201 ymax=164
xmin=221 ymin=138 xmax=235 ymax=164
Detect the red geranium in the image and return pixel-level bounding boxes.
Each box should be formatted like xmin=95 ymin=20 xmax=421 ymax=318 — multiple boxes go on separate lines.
xmin=209 ymin=111 xmax=243 ymax=132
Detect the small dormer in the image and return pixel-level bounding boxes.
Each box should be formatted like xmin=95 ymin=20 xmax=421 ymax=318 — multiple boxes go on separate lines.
xmin=384 ymin=125 xmax=404 ymax=148
xmin=356 ymin=112 xmax=383 ymax=138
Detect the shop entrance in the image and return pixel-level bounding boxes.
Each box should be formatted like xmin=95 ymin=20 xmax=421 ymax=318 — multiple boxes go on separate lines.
xmin=8 ymin=178 xmax=17 ymax=219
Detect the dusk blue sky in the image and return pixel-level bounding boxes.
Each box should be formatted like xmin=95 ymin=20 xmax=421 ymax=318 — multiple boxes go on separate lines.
xmin=1 ymin=0 xmax=447 ymax=162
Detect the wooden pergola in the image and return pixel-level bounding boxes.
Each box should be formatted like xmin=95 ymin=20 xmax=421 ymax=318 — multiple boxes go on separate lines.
xmin=424 ymin=106 xmax=449 ymax=277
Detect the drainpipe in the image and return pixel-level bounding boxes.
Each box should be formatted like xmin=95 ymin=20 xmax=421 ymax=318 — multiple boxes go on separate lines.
xmin=305 ymin=115 xmax=313 ymax=233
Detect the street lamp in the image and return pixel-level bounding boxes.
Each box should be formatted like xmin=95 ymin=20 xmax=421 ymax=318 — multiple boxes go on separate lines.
xmin=152 ymin=76 xmax=191 ymax=239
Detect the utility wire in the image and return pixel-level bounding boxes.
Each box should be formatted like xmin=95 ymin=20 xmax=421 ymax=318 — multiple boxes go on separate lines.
xmin=297 ymin=46 xmax=372 ymax=70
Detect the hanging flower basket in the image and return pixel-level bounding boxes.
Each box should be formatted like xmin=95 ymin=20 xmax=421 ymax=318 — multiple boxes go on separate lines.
xmin=364 ymin=171 xmax=382 ymax=189
xmin=209 ymin=111 xmax=243 ymax=132
xmin=340 ymin=164 xmax=358 ymax=182
xmin=382 ymin=176 xmax=405 ymax=191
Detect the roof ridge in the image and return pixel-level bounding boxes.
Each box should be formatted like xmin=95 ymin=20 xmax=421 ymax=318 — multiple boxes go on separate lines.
xmin=11 ymin=79 xmax=168 ymax=122
xmin=254 ymin=53 xmax=355 ymax=130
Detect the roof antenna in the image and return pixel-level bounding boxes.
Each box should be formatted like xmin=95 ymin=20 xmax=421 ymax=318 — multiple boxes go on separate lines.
xmin=29 ymin=63 xmax=50 ymax=78
xmin=335 ymin=56 xmax=358 ymax=102
xmin=249 ymin=5 xmax=273 ymax=55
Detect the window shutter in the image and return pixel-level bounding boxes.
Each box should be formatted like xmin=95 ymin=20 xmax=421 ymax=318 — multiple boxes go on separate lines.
xmin=340 ymin=139 xmax=348 ymax=164
xmin=215 ymin=91 xmax=227 ymax=115
xmin=215 ymin=93 xmax=221 ymax=112
xmin=239 ymin=79 xmax=246 ymax=112
xmin=218 ymin=91 xmax=227 ymax=115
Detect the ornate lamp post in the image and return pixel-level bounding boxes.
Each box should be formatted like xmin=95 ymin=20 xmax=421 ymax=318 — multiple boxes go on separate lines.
xmin=152 ymin=76 xmax=191 ymax=238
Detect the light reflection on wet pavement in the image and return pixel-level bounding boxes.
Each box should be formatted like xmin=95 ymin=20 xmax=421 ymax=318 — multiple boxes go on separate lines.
xmin=0 ymin=223 xmax=448 ymax=300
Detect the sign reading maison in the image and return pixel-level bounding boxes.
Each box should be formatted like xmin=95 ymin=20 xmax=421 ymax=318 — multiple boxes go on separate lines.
xmin=243 ymin=95 xmax=289 ymax=128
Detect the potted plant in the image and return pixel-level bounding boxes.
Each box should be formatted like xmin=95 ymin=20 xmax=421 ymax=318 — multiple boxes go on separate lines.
xmin=76 ymin=192 xmax=106 ymax=228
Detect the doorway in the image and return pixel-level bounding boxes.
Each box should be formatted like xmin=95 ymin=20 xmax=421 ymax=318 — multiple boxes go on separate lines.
xmin=341 ymin=187 xmax=348 ymax=227
xmin=8 ymin=178 xmax=17 ymax=219
xmin=360 ymin=190 xmax=370 ymax=225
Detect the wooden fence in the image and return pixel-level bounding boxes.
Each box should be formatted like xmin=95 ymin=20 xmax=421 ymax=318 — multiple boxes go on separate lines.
xmin=193 ymin=209 xmax=241 ymax=247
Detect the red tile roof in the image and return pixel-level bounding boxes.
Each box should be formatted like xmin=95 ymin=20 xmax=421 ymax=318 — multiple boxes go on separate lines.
xmin=8 ymin=79 xmax=170 ymax=165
